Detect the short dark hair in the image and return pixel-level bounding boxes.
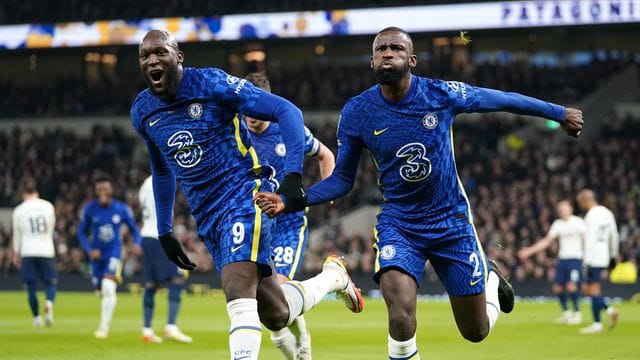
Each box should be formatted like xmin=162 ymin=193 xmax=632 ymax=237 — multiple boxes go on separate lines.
xmin=21 ymin=179 xmax=38 ymax=194
xmin=377 ymin=26 xmax=413 ymax=42
xmin=92 ymin=172 xmax=112 ymax=184
xmin=245 ymin=72 xmax=271 ymax=92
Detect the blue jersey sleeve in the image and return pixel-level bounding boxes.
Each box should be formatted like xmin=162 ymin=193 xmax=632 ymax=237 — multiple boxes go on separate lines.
xmin=121 ymin=204 xmax=142 ymax=246
xmin=77 ymin=205 xmax=92 ymax=254
xmin=442 ymin=80 xmax=566 ymax=122
xmin=306 ymin=112 xmax=362 ymax=205
xmin=201 ymin=68 xmax=305 ymax=174
xmin=304 ymin=126 xmax=321 ymax=157
xmin=130 ymin=105 xmax=175 ymax=236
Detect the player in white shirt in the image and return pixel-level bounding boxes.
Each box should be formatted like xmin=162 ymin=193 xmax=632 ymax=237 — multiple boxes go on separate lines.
xmin=139 ymin=175 xmax=192 ymax=343
xmin=518 ymin=200 xmax=586 ymax=324
xmin=12 ymin=180 xmax=57 ymax=328
xmin=576 ymin=189 xmax=619 ymax=334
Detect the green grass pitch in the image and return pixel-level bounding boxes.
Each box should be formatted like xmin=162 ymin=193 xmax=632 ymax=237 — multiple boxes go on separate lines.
xmin=0 ymin=291 xmax=638 ymax=359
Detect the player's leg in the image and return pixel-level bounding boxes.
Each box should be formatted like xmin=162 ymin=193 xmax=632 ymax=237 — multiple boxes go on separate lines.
xmin=430 ymin=228 xmax=513 ymax=343
xmin=269 ymin=218 xmax=311 ymax=360
xmin=552 ymin=261 xmax=570 ymax=323
xmin=163 ymin=273 xmax=192 ymax=343
xmin=379 ymin=269 xmax=420 ymax=359
xmin=140 ymin=236 xmax=162 ymax=342
xmin=40 ymin=258 xmax=58 ymax=326
xmin=580 ymin=267 xmax=618 ymax=334
xmin=95 ymin=257 xmax=120 ymax=338
xmin=373 ymin=223 xmax=425 ymax=359
xmin=20 ymin=257 xmax=42 ymax=327
xmin=566 ymin=260 xmax=582 ymax=324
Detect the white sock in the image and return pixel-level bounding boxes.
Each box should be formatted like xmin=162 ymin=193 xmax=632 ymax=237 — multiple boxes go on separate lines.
xmin=485 ymin=271 xmax=500 ymax=332
xmin=270 ymin=328 xmax=297 ymax=360
xmin=227 ymin=298 xmax=261 ymax=360
xmin=388 ymin=334 xmax=420 ymax=359
xmin=99 ymin=278 xmax=117 ymax=331
xmin=279 ymin=265 xmax=346 ymax=326
xmin=288 ymin=315 xmax=309 ymax=344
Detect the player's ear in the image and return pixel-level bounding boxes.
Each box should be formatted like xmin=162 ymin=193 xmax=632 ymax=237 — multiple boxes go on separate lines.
xmin=177 ymin=50 xmax=185 ymax=64
xmin=409 ymin=54 xmax=417 ymax=69
xmin=369 ymin=56 xmax=374 ymax=69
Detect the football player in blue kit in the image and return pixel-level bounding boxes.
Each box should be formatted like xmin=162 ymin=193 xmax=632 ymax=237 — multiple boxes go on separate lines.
xmin=130 ymin=30 xmax=362 ymax=360
xmin=256 ymin=27 xmax=584 ymax=359
xmin=78 ymin=173 xmax=142 ymax=339
xmin=243 ymin=72 xmax=336 ymax=359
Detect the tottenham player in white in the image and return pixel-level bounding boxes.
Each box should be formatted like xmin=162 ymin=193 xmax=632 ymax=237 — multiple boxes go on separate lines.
xmin=139 ymin=175 xmax=192 ymax=343
xmin=12 ymin=180 xmax=57 ymax=328
xmin=518 ymin=200 xmax=586 ymax=324
xmin=576 ymin=189 xmax=619 ymax=334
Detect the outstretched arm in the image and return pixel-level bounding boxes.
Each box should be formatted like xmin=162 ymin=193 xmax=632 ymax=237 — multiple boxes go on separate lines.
xmin=255 ymin=130 xmax=362 ymax=216
xmin=474 ymin=87 xmax=584 ymax=137
xmin=517 ymin=234 xmax=554 ymax=260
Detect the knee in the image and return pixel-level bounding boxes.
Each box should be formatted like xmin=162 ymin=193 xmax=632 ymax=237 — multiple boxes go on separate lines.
xmin=460 ymin=324 xmax=489 ymax=343
xmin=259 ymin=305 xmax=289 ymax=331
xmin=388 ymin=308 xmax=417 ymax=339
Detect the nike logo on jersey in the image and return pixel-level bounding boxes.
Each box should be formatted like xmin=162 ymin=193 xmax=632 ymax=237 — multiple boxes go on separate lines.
xmin=373 ymin=127 xmax=389 ymax=136
xmin=231 ymin=245 xmax=245 ymax=253
xmin=149 ymin=118 xmax=161 ymax=126
xmin=469 ymin=278 xmax=482 ymax=286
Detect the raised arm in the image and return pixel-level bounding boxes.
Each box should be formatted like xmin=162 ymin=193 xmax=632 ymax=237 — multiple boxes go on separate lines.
xmin=446 ymin=80 xmax=584 ymax=137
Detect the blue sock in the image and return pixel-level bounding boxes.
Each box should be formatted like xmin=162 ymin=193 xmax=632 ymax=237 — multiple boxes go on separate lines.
xmin=26 ymin=281 xmax=39 ymax=317
xmin=591 ymin=296 xmax=603 ymax=323
xmin=557 ymin=292 xmax=568 ymax=311
xmin=45 ymin=283 xmax=57 ymax=303
xmin=143 ymin=287 xmax=155 ymax=328
xmin=569 ymin=291 xmax=580 ymax=312
xmin=167 ymin=282 xmax=182 ymax=325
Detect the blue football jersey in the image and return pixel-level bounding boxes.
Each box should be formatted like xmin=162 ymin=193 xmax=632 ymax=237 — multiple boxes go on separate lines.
xmin=250 ymin=124 xmax=320 ymax=185
xmin=307 ymin=75 xmax=565 ymax=229
xmin=78 ymin=200 xmax=141 ymax=257
xmin=130 ymin=67 xmax=305 ymax=235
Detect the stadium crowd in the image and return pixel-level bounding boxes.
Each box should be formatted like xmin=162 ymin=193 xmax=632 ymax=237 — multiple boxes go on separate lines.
xmin=1 ymin=51 xmax=636 ymax=118
xmin=0 ymin=112 xmax=638 ymax=282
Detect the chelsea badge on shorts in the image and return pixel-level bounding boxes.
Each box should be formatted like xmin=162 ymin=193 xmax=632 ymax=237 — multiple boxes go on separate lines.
xmin=380 ymin=245 xmax=396 ymax=260
xmin=422 ymin=113 xmax=438 ymax=129
xmin=188 ymin=103 xmax=203 ymax=119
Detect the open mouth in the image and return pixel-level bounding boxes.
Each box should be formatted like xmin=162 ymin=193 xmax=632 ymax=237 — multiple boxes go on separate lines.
xmin=149 ymin=69 xmax=164 ymax=84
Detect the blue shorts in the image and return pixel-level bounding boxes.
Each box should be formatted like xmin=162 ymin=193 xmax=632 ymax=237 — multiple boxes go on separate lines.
xmin=91 ymin=254 xmax=122 ymax=288
xmin=584 ymin=266 xmax=604 ymax=284
xmin=203 ymin=178 xmax=275 ymax=276
xmin=374 ymin=218 xmax=487 ymax=296
xmin=142 ymin=237 xmax=185 ymax=283
xmin=20 ymin=257 xmax=58 ymax=284
xmin=271 ymin=213 xmax=308 ymax=279
xmin=554 ymin=259 xmax=582 ymax=285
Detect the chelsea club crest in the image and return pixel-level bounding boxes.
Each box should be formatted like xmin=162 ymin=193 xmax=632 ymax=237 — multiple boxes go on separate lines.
xmin=422 ymin=113 xmax=438 ymax=129
xmin=188 ymin=103 xmax=203 ymax=119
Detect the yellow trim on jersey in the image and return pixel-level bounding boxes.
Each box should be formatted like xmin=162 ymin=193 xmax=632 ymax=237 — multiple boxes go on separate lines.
xmin=449 ymin=126 xmax=474 ymax=223
xmin=373 ymin=227 xmax=381 ymax=274
xmin=288 ymin=215 xmax=308 ymax=279
xmin=233 ymin=114 xmax=261 ymax=174
xmin=250 ymin=178 xmax=263 ymax=262
xmin=471 ymin=225 xmax=489 ymax=285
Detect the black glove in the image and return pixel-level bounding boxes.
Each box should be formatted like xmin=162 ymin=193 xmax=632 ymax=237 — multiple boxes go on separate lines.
xmin=159 ymin=232 xmax=196 ymax=270
xmin=608 ymin=258 xmax=618 ymax=270
xmin=276 ymin=172 xmax=307 ymax=213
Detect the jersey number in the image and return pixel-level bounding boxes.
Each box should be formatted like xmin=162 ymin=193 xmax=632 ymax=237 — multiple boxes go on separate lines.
xmin=469 ymin=253 xmax=483 ymax=278
xmin=396 ymin=142 xmax=432 ymax=182
xmin=28 ymin=215 xmax=47 ymax=235
xmin=167 ymin=130 xmax=203 ymax=168
xmin=232 ymin=222 xmax=245 ymax=244
xmin=273 ymin=246 xmax=295 ymax=265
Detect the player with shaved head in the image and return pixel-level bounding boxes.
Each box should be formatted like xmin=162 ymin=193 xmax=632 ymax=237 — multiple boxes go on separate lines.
xmin=256 ymin=26 xmax=584 ymax=358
